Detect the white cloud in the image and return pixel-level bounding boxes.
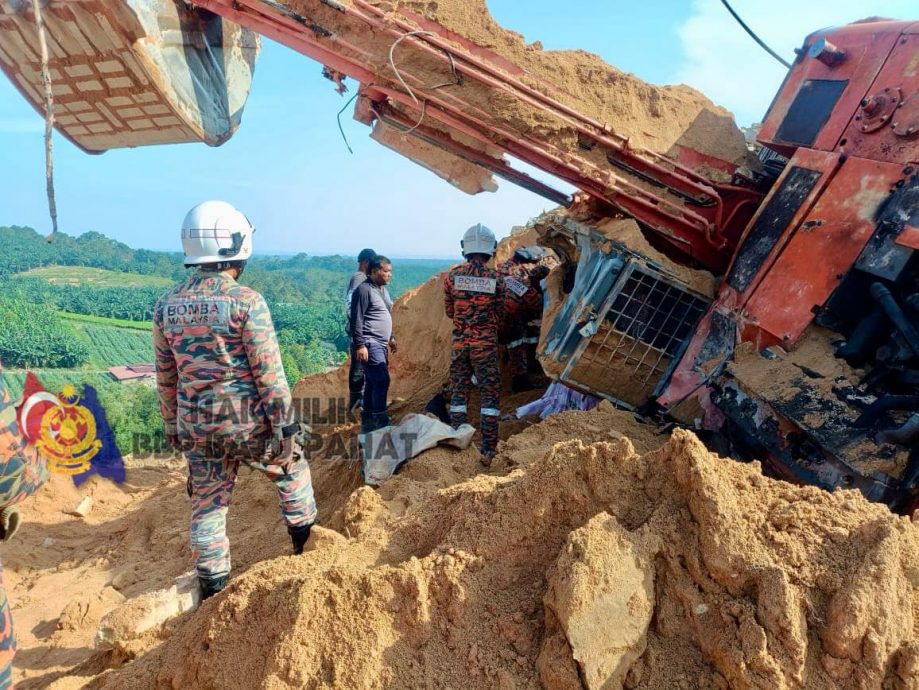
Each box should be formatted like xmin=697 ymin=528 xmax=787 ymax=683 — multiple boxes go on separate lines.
xmin=672 ymin=0 xmax=916 ymax=124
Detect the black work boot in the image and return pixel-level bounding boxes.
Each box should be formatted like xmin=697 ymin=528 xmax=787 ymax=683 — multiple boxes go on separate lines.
xmin=348 ymin=392 xmax=363 ymax=416
xmin=372 ymin=412 xmax=392 ymax=431
xmin=288 ymin=523 xmax=313 ymax=555
xmin=198 ymin=573 xmax=229 ymax=600
xmin=424 ymin=393 xmax=450 ymax=424
xmin=511 ymin=374 xmax=535 ymax=392
xmin=361 ymin=411 xmax=374 ymax=434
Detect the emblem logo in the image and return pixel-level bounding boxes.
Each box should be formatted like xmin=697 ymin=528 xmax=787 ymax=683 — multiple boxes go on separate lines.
xmin=504 ymin=276 xmax=529 ymax=297
xmin=20 ymin=384 xmax=101 ymax=475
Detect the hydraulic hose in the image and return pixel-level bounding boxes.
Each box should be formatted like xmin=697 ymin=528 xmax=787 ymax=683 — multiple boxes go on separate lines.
xmin=835 ymin=306 xmax=887 ymax=365
xmin=870 ymin=282 xmax=919 ymax=359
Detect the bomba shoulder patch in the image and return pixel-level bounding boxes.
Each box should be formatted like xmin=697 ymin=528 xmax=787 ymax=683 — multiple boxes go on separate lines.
xmin=504 ymin=276 xmax=529 ymax=297
xmin=454 ymin=275 xmax=497 ymax=294
xmin=161 ymin=297 xmax=231 ymax=328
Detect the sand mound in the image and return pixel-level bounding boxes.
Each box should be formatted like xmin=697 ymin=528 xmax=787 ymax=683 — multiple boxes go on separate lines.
xmin=384 ymin=0 xmax=750 ymax=167
xmin=287 ymin=0 xmax=752 ymax=196
xmin=86 ymin=422 xmax=919 ymax=690
xmin=593 ymin=218 xmax=717 ymax=297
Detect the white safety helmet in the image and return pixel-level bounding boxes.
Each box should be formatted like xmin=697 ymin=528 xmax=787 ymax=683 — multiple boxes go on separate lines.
xmin=460 ymin=223 xmax=497 ymax=258
xmin=181 ymin=200 xmax=255 ymax=267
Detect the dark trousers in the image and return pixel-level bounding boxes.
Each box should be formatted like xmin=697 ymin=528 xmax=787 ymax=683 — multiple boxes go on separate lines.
xmin=348 ymin=341 xmax=365 ymax=405
xmin=363 ymin=342 xmax=390 ymax=418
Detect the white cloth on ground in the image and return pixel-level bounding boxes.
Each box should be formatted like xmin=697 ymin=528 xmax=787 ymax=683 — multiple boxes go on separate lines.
xmin=360 ymin=413 xmax=475 ymax=485
xmin=515 ymin=382 xmax=599 ymax=420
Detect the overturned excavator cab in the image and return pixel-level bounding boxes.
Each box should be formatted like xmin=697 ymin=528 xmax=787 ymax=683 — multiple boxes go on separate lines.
xmin=536 ymin=212 xmax=713 ymax=411
xmin=0 ymin=0 xmax=259 ymax=152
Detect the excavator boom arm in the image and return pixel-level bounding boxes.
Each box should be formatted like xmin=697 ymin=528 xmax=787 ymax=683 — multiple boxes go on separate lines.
xmin=0 ymin=0 xmax=762 ymax=271
xmin=194 ymin=0 xmax=762 ymax=271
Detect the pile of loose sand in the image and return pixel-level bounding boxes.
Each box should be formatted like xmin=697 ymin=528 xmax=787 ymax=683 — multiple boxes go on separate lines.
xmin=10 ymin=189 xmax=918 ymax=690
xmin=285 ymin=0 xmax=752 ymax=194
xmin=384 ymin=0 xmax=751 ymax=166
xmin=83 ymin=419 xmax=919 ymax=690
xmin=12 ymin=274 xmax=919 ymax=689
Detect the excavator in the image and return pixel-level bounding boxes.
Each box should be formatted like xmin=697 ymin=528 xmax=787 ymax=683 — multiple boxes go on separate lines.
xmin=1 ymin=2 xmax=917 ymax=508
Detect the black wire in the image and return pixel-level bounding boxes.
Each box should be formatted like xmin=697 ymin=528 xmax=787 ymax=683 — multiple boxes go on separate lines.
xmin=720 ymin=0 xmax=792 ymax=69
xmin=336 ymin=92 xmax=358 ymax=155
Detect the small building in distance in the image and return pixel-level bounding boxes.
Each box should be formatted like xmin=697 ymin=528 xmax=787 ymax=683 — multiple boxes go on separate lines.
xmin=108 ymin=364 xmax=156 ymax=384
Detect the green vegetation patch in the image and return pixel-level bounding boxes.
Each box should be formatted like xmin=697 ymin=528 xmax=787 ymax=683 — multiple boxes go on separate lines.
xmin=19 ymin=265 xmax=173 ymax=289
xmin=1 ymin=369 xmax=115 ymax=400
xmin=58 ymin=311 xmax=153 ymax=330
xmin=78 ymin=324 xmax=153 ymax=366
xmin=0 ymin=296 xmax=88 ymax=368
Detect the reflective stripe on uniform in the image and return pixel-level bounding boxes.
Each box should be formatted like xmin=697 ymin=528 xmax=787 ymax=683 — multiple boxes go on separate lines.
xmin=481 ymin=407 xmax=500 ymax=417
xmin=524 ymin=337 xmax=540 ymax=344
xmin=507 ymin=338 xmax=527 ymax=349
xmin=450 ymin=404 xmax=468 ymax=414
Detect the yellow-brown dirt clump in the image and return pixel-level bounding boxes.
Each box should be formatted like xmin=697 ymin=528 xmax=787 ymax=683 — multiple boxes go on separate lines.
xmin=382 ymin=0 xmax=751 ymax=166
xmin=82 ymin=423 xmax=919 ymax=690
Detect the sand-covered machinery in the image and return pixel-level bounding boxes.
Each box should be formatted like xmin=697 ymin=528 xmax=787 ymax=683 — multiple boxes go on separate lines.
xmin=2 ymin=2 xmax=918 ymax=508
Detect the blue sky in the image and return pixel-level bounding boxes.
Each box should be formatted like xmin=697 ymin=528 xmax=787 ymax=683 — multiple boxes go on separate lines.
xmin=0 ymin=0 xmax=914 ymax=258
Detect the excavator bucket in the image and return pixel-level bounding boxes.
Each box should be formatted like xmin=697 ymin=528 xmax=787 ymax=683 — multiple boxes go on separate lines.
xmin=0 ymin=0 xmax=259 ymax=152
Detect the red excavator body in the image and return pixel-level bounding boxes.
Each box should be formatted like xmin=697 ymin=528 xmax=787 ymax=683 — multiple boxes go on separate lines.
xmin=656 ymin=19 xmax=919 ymax=507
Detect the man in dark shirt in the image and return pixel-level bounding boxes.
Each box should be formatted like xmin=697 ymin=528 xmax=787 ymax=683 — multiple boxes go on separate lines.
xmin=346 ymin=248 xmax=376 ymax=413
xmin=350 ymin=256 xmax=396 ymax=432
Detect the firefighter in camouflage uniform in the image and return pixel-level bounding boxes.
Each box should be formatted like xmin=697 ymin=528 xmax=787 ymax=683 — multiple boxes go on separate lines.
xmin=443 ymin=224 xmax=505 ymax=460
xmin=0 ymin=364 xmax=48 ymax=687
xmin=525 ymin=253 xmax=559 ymax=367
xmin=497 ymin=248 xmax=542 ymax=392
xmin=497 ymin=246 xmax=558 ymax=390
xmin=153 ymin=201 xmax=317 ymax=600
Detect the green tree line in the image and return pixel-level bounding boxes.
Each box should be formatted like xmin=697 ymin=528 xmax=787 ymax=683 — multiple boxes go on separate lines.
xmin=0 ymin=224 xmax=451 ymax=452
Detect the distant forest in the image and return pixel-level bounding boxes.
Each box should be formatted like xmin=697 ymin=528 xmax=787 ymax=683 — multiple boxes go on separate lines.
xmin=0 ymin=225 xmax=451 ymax=376
xmin=0 ymin=225 xmax=451 ymax=453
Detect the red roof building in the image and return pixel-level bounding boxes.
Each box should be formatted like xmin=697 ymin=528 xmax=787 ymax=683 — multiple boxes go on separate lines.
xmin=108 ymin=364 xmax=156 ymax=382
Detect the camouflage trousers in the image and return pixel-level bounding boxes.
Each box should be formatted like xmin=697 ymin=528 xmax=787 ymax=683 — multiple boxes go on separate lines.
xmin=500 ymin=318 xmax=531 ymax=377
xmin=449 ymin=345 xmax=500 ymax=455
xmin=0 ymin=565 xmax=13 ymax=689
xmin=506 ymin=328 xmax=529 ymax=377
xmin=0 ymin=411 xmax=49 ymax=686
xmin=186 ymin=446 xmax=317 ymax=579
